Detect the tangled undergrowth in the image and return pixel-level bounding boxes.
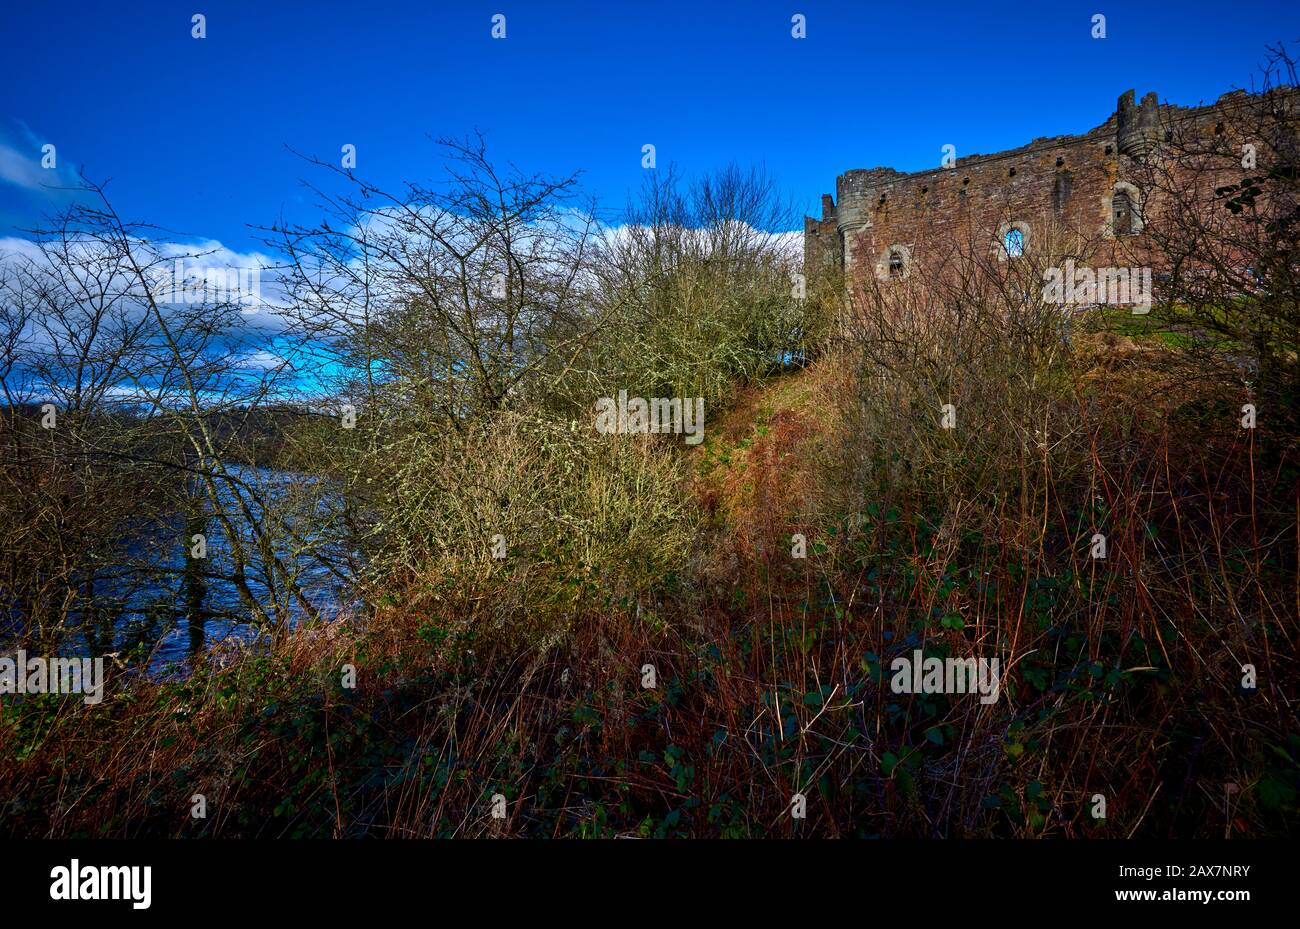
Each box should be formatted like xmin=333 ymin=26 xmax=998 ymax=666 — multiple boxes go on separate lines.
xmin=3 ymin=331 xmax=1295 ymax=838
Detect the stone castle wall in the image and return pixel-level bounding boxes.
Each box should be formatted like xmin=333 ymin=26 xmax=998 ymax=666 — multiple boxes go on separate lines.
xmin=804 ymin=89 xmax=1257 ymax=290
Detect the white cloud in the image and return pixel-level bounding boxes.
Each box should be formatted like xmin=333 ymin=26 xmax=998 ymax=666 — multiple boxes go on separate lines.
xmin=236 ymin=349 xmax=287 ymax=371
xmin=0 ymin=122 xmax=84 ymax=195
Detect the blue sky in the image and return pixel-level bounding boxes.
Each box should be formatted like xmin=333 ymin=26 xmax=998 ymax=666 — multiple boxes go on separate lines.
xmin=1 ymin=0 xmax=1298 ymax=249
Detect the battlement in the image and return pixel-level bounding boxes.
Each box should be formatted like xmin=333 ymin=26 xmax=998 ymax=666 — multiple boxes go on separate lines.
xmin=803 ymin=88 xmax=1266 ymax=281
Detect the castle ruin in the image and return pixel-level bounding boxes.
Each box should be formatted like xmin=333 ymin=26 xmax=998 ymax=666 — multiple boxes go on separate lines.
xmin=803 ymin=89 xmax=1261 ymax=291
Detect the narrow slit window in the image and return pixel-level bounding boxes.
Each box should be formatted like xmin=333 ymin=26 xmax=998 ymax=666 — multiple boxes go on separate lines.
xmin=1053 ymin=171 xmax=1073 ymax=212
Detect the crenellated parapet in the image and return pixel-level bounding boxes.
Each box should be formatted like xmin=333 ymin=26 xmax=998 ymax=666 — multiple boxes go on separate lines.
xmin=1117 ymin=90 xmax=1162 ymax=160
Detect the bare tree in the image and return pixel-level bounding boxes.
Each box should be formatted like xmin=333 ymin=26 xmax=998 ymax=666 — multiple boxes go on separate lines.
xmin=1132 ymin=45 xmax=1300 ymax=429
xmin=0 ymin=177 xmax=335 ymax=655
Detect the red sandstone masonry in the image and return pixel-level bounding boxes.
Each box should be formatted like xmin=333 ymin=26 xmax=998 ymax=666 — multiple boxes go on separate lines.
xmin=804 ymin=89 xmax=1264 ymax=294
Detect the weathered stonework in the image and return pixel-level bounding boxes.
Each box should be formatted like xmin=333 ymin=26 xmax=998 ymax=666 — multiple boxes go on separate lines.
xmin=803 ymin=88 xmax=1261 ymax=290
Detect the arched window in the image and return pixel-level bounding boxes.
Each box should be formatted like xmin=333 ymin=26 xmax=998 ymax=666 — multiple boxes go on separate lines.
xmin=875 ymin=244 xmax=912 ymax=281
xmin=1003 ymin=227 xmax=1025 ymax=258
xmin=1112 ymin=189 xmax=1134 ymax=236
xmin=994 ymin=222 xmax=1030 ymax=261
xmin=1108 ymin=183 xmax=1143 ymax=237
xmin=888 ymin=249 xmax=905 ymax=277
